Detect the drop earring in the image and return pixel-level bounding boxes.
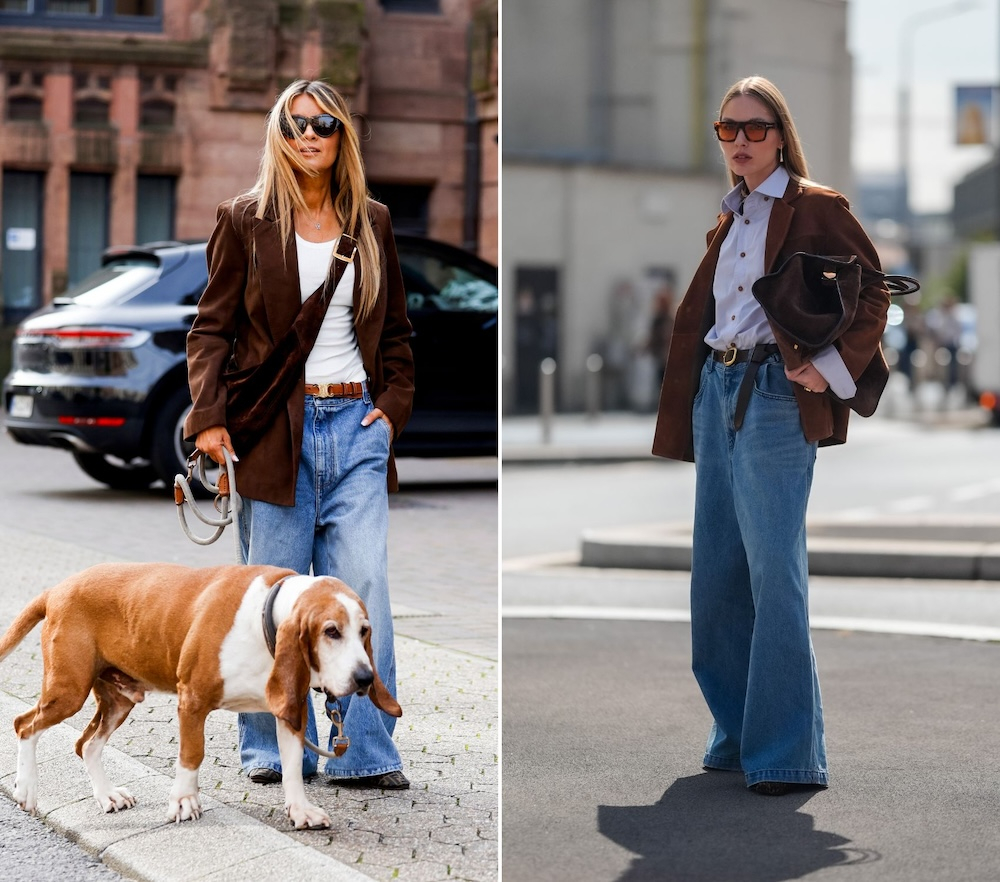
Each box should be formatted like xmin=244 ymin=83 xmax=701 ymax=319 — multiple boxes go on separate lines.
xmin=779 ymin=145 xmax=785 ymax=164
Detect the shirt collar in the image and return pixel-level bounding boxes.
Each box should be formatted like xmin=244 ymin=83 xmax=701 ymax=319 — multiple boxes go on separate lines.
xmin=721 ymin=165 xmax=790 ymax=214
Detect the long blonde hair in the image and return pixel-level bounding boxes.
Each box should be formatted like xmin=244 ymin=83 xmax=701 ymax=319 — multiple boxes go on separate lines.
xmin=246 ymin=79 xmax=381 ymax=320
xmin=718 ymin=76 xmax=820 ymax=190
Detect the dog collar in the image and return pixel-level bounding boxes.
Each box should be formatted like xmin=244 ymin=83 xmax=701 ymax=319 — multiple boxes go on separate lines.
xmin=261 ymin=575 xmax=292 ymax=657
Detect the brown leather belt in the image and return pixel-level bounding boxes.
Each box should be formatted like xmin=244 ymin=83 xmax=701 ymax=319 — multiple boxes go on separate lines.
xmin=711 ymin=344 xmax=781 ymax=430
xmin=304 ymin=382 xmax=365 ymax=399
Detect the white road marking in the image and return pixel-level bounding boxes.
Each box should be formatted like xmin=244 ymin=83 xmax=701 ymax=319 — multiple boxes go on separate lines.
xmin=502 ymin=605 xmax=1000 ymax=643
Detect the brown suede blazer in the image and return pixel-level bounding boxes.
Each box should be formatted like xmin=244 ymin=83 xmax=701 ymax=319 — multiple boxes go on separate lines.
xmin=184 ymin=197 xmax=414 ymax=505
xmin=651 ymin=178 xmax=889 ymax=462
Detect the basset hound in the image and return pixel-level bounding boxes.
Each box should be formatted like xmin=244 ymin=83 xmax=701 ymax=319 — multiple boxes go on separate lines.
xmin=0 ymin=562 xmax=401 ymax=830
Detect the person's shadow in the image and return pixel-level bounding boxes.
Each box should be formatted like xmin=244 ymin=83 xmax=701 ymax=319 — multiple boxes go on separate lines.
xmin=598 ymin=773 xmax=879 ymax=882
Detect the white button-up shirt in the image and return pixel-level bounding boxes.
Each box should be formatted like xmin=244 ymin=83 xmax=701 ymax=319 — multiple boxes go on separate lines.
xmin=705 ymin=166 xmax=856 ymax=400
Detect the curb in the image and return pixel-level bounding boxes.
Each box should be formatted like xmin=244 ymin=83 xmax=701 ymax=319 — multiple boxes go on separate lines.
xmin=580 ymin=520 xmax=1000 ymax=581
xmin=0 ymin=693 xmax=368 ymax=882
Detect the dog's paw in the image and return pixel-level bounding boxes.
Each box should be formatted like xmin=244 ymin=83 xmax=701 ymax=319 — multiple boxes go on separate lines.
xmin=13 ymin=777 xmax=37 ymax=816
xmin=95 ymin=786 xmax=136 ymax=813
xmin=285 ymin=800 xmax=330 ymax=829
xmin=166 ymin=793 xmax=203 ymax=822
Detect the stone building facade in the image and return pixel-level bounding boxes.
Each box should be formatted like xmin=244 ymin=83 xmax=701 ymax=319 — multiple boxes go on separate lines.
xmin=0 ymin=0 xmax=497 ymax=322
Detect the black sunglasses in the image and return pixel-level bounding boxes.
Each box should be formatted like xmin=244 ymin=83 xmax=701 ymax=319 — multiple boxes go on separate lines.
xmin=714 ymin=119 xmax=779 ymax=143
xmin=279 ymin=113 xmax=343 ymax=139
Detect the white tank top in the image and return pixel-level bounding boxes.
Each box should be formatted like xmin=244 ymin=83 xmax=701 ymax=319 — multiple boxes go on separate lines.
xmin=296 ymin=234 xmax=366 ymax=384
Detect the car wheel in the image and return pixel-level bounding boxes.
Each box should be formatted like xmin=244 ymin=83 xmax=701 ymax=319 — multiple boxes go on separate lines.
xmin=71 ymin=450 xmax=159 ymax=491
xmin=150 ymin=387 xmax=217 ymax=499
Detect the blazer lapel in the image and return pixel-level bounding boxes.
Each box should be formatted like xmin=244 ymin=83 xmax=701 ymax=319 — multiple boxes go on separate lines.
xmin=252 ymin=214 xmax=302 ymax=342
xmin=764 ymin=179 xmax=800 ymax=272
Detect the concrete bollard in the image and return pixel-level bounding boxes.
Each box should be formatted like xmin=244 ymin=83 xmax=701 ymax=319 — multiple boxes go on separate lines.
xmin=539 ymin=358 xmax=556 ymax=444
xmin=585 ymin=353 xmax=603 ymax=420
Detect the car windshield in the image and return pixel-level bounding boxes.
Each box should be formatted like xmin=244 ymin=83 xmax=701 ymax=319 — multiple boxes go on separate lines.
xmin=59 ymin=259 xmax=160 ymax=308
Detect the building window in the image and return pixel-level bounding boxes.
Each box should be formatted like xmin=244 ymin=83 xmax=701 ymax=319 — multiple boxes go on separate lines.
xmin=0 ymin=0 xmax=161 ymax=31
xmin=75 ymin=96 xmax=110 ymax=127
xmin=368 ymin=183 xmax=432 ymax=236
xmin=138 ymin=72 xmax=177 ymax=130
xmin=140 ymin=99 xmax=174 ymax=129
xmin=6 ymin=95 xmax=43 ymax=122
xmin=49 ymin=1 xmax=99 ymax=12
xmin=380 ymin=0 xmax=440 ymax=12
xmin=136 ymin=175 xmax=176 ymax=244
xmin=5 ymin=70 xmax=45 ymax=122
xmin=68 ymin=172 xmax=110 ymax=286
xmin=115 ymin=0 xmax=155 ymax=13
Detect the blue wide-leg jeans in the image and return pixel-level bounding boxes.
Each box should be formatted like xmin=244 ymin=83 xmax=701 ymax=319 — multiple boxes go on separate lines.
xmin=690 ymin=353 xmax=828 ymax=788
xmin=237 ymin=389 xmax=402 ymax=780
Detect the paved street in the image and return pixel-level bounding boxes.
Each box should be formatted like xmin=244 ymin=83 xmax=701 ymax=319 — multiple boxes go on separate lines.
xmin=502 ymin=406 xmax=1000 ymax=881
xmin=0 ymin=432 xmax=497 ymax=882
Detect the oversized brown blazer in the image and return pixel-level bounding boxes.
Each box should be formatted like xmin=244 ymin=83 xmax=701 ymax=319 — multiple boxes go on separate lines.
xmin=184 ymin=196 xmax=415 ymax=505
xmin=652 ymin=178 xmax=890 ymax=462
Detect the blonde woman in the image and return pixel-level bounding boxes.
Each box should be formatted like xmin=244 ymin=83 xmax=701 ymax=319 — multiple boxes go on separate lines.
xmin=185 ymin=79 xmax=414 ymax=789
xmin=652 ymin=76 xmax=889 ymax=795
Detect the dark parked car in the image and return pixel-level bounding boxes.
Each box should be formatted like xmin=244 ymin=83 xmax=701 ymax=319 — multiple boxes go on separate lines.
xmin=3 ymin=235 xmax=497 ymax=491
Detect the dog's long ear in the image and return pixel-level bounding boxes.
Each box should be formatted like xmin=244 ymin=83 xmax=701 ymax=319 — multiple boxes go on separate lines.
xmin=265 ymin=616 xmax=310 ymax=732
xmin=363 ymin=627 xmax=402 ymax=718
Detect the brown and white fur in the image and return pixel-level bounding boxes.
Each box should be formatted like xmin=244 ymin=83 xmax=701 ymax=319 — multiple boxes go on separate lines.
xmin=0 ymin=562 xmax=401 ymax=829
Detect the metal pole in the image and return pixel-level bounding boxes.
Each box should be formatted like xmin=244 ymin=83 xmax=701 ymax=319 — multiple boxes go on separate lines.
xmin=585 ymin=353 xmax=603 ymax=420
xmin=539 ymin=358 xmax=556 ymax=444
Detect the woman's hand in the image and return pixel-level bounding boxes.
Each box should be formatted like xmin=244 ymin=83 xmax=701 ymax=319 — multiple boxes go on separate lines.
xmin=362 ymin=408 xmax=394 ymax=442
xmin=195 ymin=426 xmax=238 ymax=464
xmin=785 ymin=361 xmax=829 ymax=394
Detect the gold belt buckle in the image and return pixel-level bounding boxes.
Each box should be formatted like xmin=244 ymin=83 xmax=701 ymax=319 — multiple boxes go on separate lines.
xmin=723 ymin=344 xmax=738 ymax=367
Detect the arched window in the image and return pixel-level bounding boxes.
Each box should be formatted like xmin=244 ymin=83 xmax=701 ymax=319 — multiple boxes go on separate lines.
xmin=140 ymin=98 xmax=175 ymax=129
xmin=6 ymin=94 xmax=43 ymax=122
xmin=74 ymin=96 xmax=110 ymax=127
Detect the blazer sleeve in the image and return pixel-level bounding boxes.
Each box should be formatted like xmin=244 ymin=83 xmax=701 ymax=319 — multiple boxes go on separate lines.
xmin=183 ymin=202 xmax=248 ymax=441
xmin=819 ymin=194 xmax=890 ymax=382
xmin=372 ymin=206 xmax=415 ymax=436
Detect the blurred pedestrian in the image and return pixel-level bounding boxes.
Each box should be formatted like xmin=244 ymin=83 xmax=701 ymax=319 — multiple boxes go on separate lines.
xmin=603 ymin=280 xmax=640 ymax=410
xmin=651 ymin=76 xmax=890 ymax=795
xmin=185 ymin=78 xmax=414 ymax=790
xmin=647 ymin=278 xmax=676 ymax=388
xmin=926 ymin=295 xmax=962 ymax=392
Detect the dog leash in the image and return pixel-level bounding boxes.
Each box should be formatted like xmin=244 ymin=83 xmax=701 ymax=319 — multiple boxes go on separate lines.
xmin=173 ymin=448 xmax=243 ymax=563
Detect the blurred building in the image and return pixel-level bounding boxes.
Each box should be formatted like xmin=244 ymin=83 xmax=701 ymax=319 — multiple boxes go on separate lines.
xmin=503 ymin=0 xmax=854 ymax=413
xmin=0 ymin=0 xmax=497 ymax=324
xmin=953 ymin=157 xmax=999 ymax=241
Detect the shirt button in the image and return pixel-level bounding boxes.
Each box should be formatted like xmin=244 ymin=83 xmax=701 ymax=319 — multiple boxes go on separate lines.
xmin=764 ymin=196 xmax=770 ymax=201
xmin=737 ymin=286 xmax=744 ymax=292
xmin=731 ymin=315 xmax=736 ymax=321
xmin=744 ymin=219 xmax=750 ymax=225
xmin=740 ymin=252 xmax=746 ymax=258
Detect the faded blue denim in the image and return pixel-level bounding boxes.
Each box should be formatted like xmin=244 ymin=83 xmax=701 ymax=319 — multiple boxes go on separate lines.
xmin=690 ymin=353 xmax=828 ymax=788
xmin=237 ymin=389 xmax=401 ymax=780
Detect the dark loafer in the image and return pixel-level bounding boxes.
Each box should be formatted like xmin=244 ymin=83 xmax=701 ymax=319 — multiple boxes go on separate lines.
xmin=751 ymin=781 xmax=791 ymax=796
xmin=333 ymin=770 xmax=410 ymax=790
xmin=248 ymin=767 xmax=282 ymax=785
